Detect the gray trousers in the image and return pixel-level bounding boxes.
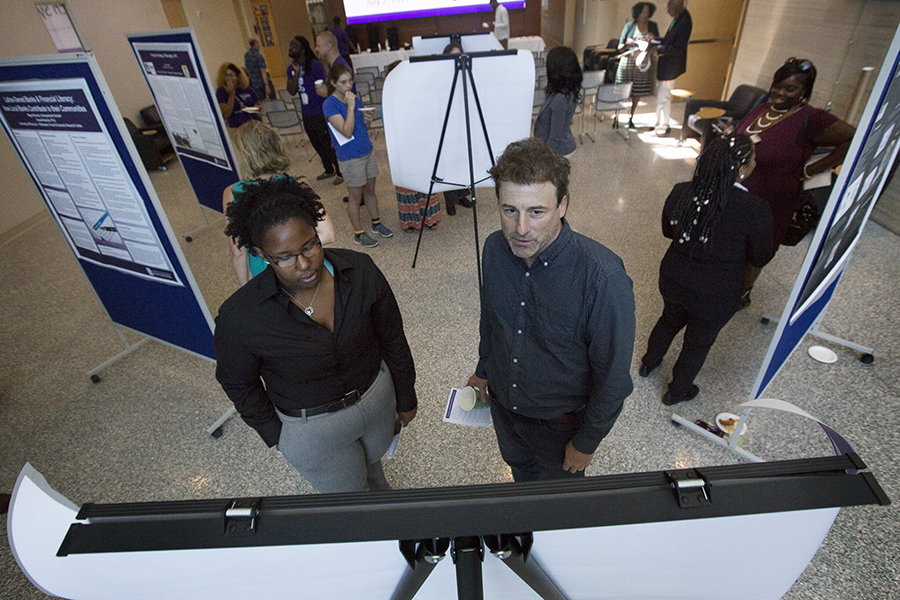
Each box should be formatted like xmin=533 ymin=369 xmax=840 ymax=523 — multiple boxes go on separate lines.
xmin=276 ymin=361 xmax=395 ymax=493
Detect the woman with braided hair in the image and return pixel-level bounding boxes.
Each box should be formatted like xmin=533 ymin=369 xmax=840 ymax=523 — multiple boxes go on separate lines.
xmin=639 ymin=134 xmax=775 ymax=405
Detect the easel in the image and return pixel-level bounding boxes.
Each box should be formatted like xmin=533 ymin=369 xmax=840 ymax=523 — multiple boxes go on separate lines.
xmin=408 ymin=50 xmax=518 ymax=291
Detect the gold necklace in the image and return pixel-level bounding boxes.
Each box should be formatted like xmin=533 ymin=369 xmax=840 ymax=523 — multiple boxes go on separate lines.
xmin=282 ymin=280 xmax=321 ymax=317
xmin=746 ymin=104 xmax=799 ymax=135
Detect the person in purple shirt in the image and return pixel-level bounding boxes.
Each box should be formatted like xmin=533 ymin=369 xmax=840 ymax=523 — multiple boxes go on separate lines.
xmin=330 ymin=16 xmax=357 ymax=64
xmin=216 ymin=62 xmax=260 ymax=129
xmin=287 ymin=36 xmax=342 ymax=185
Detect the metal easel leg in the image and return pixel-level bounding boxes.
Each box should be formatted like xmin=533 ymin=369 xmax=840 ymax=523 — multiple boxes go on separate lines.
xmin=87 ymin=324 xmax=150 ymax=383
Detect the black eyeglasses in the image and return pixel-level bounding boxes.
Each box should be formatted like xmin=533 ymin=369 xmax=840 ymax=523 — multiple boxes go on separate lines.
xmin=785 ymin=57 xmax=813 ymax=71
xmin=259 ymin=237 xmax=322 ymax=269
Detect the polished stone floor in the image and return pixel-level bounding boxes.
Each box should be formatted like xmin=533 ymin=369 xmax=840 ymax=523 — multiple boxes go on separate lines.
xmin=1 ymin=105 xmax=898 ymax=599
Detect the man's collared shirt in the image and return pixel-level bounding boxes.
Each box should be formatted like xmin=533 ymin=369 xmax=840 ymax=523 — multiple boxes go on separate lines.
xmin=215 ymin=249 xmax=417 ymax=447
xmin=476 ymin=219 xmax=635 ymax=454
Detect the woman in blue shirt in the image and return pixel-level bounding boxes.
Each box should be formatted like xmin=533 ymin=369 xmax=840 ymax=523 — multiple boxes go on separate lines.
xmin=323 ymin=63 xmax=392 ymax=248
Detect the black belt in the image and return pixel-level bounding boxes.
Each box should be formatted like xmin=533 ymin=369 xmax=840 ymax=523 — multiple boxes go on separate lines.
xmin=278 ymin=369 xmax=380 ymax=419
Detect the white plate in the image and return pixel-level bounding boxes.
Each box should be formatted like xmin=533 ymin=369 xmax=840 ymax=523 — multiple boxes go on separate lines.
xmin=808 ymin=345 xmax=838 ymax=364
xmin=359 ymin=107 xmax=376 ymax=112
xmin=716 ymin=412 xmax=747 ymax=436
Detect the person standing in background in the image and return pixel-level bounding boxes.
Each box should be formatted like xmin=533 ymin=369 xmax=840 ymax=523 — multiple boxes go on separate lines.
xmin=653 ymin=0 xmax=692 ymax=137
xmin=244 ymin=38 xmax=269 ymax=101
xmin=616 ymin=3 xmax=659 ymax=130
xmin=288 ymin=36 xmax=343 ymax=186
xmin=331 ymin=16 xmax=358 ymax=65
xmin=490 ymin=0 xmax=510 ymax=49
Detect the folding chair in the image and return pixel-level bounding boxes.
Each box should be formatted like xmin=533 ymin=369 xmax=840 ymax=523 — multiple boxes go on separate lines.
xmin=259 ymin=99 xmax=286 ymax=123
xmin=592 ymin=81 xmax=633 ymax=140
xmin=355 ymin=71 xmax=376 ymax=86
xmin=357 ymin=66 xmax=380 ymax=80
xmin=356 ymin=81 xmax=371 ymax=102
xmin=533 ymin=88 xmax=546 ymax=118
xmin=576 ymin=70 xmax=605 ymax=143
xmin=266 ymin=109 xmax=310 ymax=158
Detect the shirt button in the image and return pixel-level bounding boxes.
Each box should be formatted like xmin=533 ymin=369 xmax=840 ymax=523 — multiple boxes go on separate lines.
xmin=517 ymin=329 xmax=522 ymax=334
xmin=525 ymin=272 xmax=530 ymax=277
xmin=520 ymin=302 xmax=525 ymax=306
xmin=512 ymin=406 xmax=518 ymax=410
xmin=513 ymin=358 xmax=518 ymax=363
xmin=512 ymin=383 xmax=517 ymax=388
xmin=543 ymin=262 xmax=548 ymax=266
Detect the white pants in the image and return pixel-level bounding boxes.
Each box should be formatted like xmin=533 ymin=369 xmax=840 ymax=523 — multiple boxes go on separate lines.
xmin=656 ymin=79 xmax=676 ymax=132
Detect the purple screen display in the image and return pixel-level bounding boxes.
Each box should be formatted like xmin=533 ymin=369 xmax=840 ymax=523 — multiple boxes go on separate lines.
xmin=345 ymin=1 xmax=525 ymax=25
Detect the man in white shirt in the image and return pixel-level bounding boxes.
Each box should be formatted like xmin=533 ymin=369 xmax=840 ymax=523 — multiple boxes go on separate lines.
xmin=491 ymin=0 xmax=510 ymax=49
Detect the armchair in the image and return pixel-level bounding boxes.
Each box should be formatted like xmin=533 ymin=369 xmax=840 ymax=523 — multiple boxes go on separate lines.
xmin=680 ymin=84 xmax=768 ymax=149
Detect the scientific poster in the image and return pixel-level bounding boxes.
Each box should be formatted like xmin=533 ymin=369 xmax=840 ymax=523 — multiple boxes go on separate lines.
xmin=0 ymin=79 xmax=182 ymax=285
xmin=132 ymin=42 xmax=229 ymax=169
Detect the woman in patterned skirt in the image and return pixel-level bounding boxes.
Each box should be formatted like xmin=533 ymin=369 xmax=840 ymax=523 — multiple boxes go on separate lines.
xmin=396 ymin=187 xmax=441 ymax=232
xmin=616 ymin=2 xmax=660 ymax=129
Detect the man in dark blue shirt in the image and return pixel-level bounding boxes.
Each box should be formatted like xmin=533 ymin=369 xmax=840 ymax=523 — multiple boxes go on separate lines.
xmin=467 ymin=138 xmax=635 ymax=481
xmin=330 ymin=16 xmax=357 ymax=64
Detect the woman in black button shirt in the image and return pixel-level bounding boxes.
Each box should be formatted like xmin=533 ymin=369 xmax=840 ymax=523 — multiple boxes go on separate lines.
xmin=639 ymin=134 xmax=775 ymax=405
xmin=215 ymin=176 xmax=417 ymax=492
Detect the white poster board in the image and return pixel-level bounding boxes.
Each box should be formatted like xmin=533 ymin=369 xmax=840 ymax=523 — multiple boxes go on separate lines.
xmin=382 ymin=50 xmax=534 ymax=194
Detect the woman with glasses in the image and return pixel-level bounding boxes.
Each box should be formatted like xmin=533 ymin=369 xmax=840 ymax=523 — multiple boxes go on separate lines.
xmin=734 ymin=57 xmax=855 ymax=307
xmin=639 ymin=134 xmax=774 ymax=405
xmin=216 ymin=62 xmax=261 ymax=129
xmin=217 ymin=175 xmax=418 ymax=493
xmin=223 ymin=120 xmax=335 ymax=286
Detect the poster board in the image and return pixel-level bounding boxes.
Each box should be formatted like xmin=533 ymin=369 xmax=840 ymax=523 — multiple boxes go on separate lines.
xmin=382 ymin=50 xmax=534 ymax=194
xmin=127 ymin=29 xmax=241 ymax=213
xmin=8 ymin=454 xmax=888 ymax=600
xmin=0 ymin=53 xmax=215 ymax=360
xmin=751 ymin=23 xmax=900 ymax=397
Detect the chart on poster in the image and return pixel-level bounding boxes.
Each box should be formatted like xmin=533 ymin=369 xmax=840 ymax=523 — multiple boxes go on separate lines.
xmin=0 ymin=79 xmax=181 ymax=285
xmin=132 ymin=42 xmax=229 ymax=169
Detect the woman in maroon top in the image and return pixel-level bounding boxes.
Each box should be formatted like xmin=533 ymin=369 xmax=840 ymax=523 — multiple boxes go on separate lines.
xmin=734 ymin=58 xmax=855 ymax=307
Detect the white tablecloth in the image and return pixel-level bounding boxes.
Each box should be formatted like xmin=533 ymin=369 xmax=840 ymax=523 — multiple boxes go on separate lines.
xmin=508 ymin=36 xmax=546 ymax=53
xmin=351 ymin=49 xmax=414 ymax=73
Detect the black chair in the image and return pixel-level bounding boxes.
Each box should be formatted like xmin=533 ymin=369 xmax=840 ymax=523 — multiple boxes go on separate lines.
xmin=123 ymin=117 xmax=173 ymax=171
xmin=680 ymin=84 xmax=768 ymax=149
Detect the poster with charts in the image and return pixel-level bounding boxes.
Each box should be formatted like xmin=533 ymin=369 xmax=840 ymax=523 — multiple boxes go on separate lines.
xmin=0 ymin=79 xmax=181 ymax=285
xmin=132 ymin=42 xmax=229 ymax=169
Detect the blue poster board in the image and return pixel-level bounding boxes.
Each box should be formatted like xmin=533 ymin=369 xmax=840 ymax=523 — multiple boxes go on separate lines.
xmin=751 ymin=25 xmax=900 ymax=398
xmin=126 ymin=29 xmax=241 ymax=213
xmin=0 ymin=53 xmax=215 ymax=360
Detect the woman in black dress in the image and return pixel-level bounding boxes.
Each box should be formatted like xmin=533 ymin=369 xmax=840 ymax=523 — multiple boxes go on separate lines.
xmin=640 ymin=134 xmax=775 ymax=405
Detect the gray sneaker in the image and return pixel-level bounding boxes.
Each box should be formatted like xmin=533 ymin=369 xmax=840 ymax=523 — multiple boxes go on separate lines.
xmin=354 ymin=232 xmax=378 ymax=248
xmin=371 ymin=222 xmax=394 ymax=238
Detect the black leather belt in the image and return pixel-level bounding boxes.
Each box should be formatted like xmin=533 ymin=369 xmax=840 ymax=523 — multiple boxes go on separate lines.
xmin=278 ymin=369 xmax=380 ymax=419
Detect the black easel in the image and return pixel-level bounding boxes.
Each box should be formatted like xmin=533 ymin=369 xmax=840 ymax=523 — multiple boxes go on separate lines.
xmin=408 ymin=50 xmax=518 ymax=292
xmin=390 ymin=534 xmax=569 ymax=600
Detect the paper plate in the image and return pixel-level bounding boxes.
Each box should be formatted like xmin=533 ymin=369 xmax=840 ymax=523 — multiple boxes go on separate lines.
xmin=716 ymin=412 xmax=747 ymax=436
xmin=808 ymin=345 xmax=838 ymax=364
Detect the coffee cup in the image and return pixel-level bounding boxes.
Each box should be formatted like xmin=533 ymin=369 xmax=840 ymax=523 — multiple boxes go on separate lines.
xmin=314 ymin=79 xmax=324 ymax=86
xmin=458 ymin=386 xmax=488 ymax=411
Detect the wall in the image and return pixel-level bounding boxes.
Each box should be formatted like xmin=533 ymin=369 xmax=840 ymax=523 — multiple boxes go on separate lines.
xmin=181 ymin=0 xmax=247 ymax=83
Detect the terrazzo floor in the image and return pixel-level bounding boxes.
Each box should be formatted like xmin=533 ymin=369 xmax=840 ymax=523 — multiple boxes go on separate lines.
xmin=1 ymin=105 xmax=898 ymax=599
